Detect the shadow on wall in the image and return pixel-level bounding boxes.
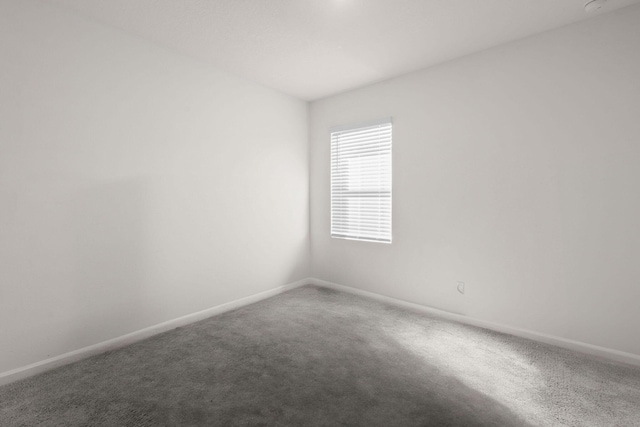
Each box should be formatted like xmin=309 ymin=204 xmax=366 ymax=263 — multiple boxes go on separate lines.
xmin=283 ymin=231 xmax=310 ymax=285
xmin=67 ymin=177 xmax=151 ymax=349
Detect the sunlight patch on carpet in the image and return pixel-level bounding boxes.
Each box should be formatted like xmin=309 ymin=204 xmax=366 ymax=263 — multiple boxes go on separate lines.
xmin=388 ymin=321 xmax=546 ymax=423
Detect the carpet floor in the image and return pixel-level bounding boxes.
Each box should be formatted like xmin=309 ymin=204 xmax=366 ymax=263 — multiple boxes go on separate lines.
xmin=1 ymin=285 xmax=639 ymax=426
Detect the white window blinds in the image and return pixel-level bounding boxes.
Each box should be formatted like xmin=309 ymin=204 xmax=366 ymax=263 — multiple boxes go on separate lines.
xmin=330 ymin=118 xmax=392 ymax=243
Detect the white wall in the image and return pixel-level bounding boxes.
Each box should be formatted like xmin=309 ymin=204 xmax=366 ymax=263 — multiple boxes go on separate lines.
xmin=0 ymin=0 xmax=309 ymax=374
xmin=310 ymin=6 xmax=640 ymax=357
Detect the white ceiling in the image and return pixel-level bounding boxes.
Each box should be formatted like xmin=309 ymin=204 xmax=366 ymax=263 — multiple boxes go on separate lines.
xmin=44 ymin=0 xmax=640 ymax=101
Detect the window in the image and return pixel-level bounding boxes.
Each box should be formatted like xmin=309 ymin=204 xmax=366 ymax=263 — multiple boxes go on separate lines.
xmin=330 ymin=118 xmax=392 ymax=243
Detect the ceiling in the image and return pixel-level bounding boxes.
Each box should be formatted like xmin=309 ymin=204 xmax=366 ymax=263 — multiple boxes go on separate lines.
xmin=44 ymin=0 xmax=640 ymax=101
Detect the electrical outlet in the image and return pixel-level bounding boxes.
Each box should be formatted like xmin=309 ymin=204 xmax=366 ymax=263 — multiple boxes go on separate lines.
xmin=457 ymin=281 xmax=465 ymax=295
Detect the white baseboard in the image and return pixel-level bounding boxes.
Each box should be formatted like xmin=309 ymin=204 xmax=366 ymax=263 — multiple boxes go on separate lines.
xmin=309 ymin=278 xmax=640 ymax=368
xmin=0 ymin=278 xmax=310 ymax=387
xmin=4 ymin=276 xmax=636 ymax=387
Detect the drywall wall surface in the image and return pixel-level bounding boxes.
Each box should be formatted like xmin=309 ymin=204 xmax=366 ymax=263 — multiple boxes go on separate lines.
xmin=310 ymin=5 xmax=640 ymax=356
xmin=0 ymin=0 xmax=309 ymax=374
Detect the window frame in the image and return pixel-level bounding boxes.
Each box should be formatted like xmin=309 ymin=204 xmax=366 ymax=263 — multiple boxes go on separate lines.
xmin=330 ymin=117 xmax=392 ymax=244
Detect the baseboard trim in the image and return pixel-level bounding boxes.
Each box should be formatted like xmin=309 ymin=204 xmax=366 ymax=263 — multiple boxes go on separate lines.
xmin=0 ymin=278 xmax=311 ymax=387
xmin=309 ymin=278 xmax=640 ymax=367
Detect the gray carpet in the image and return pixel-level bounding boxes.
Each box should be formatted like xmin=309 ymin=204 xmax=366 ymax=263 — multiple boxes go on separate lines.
xmin=1 ymin=285 xmax=639 ymax=426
